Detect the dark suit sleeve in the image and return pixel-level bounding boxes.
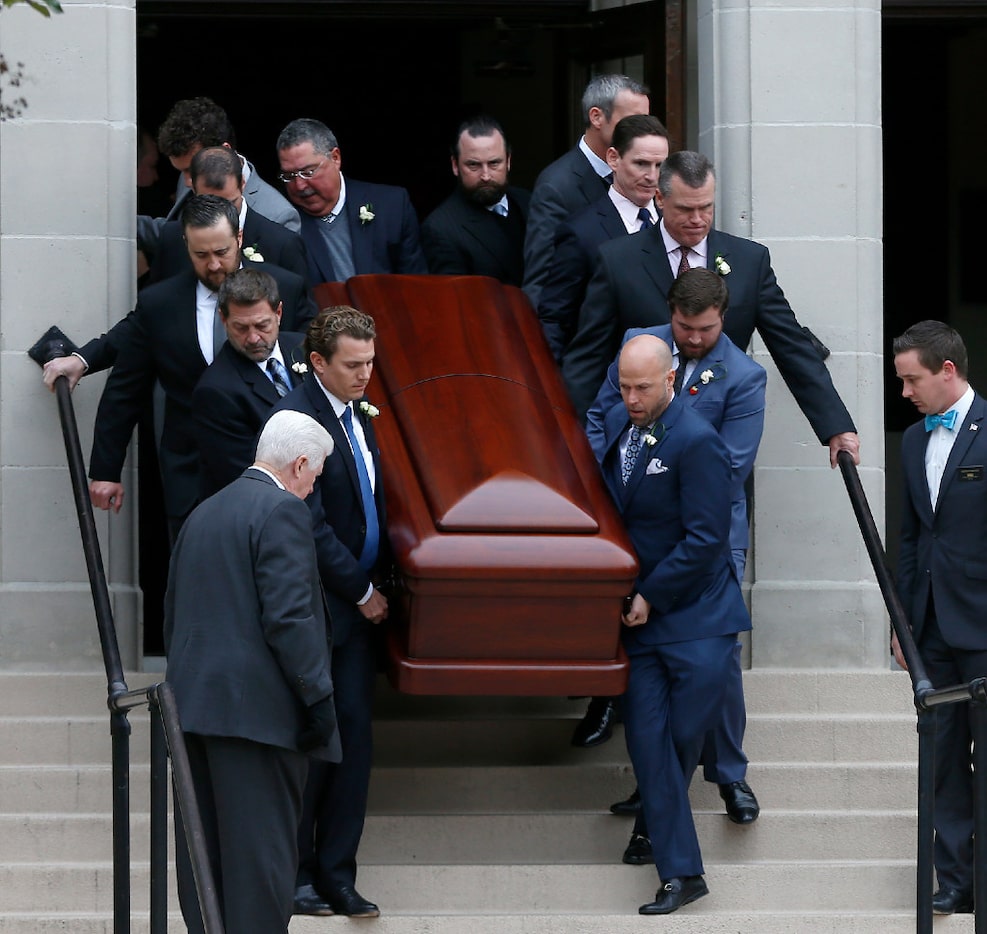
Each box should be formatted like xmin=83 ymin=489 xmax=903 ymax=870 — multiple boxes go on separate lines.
xmin=522 ymin=179 xmax=571 ymax=310
xmin=393 ymin=188 xmax=428 ymax=274
xmin=560 ymin=249 xmax=623 ymax=420
xmin=749 ymin=251 xmax=855 ymax=442
xmin=537 ymin=221 xmax=591 ymax=362
xmin=717 ymin=364 xmax=767 ymax=491
xmin=192 ymin=379 xmax=261 ymax=496
xmin=255 ymin=495 xmax=334 ymax=705
xmin=585 ymin=358 xmax=622 ymax=460
xmin=88 ymin=307 xmax=157 ymax=482
xmin=895 ymin=430 xmax=921 ymax=617
xmin=636 ymin=431 xmax=733 ymax=615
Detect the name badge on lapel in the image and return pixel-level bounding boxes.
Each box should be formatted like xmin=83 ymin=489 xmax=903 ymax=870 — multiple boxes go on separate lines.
xmin=645 ymin=458 xmax=668 ymax=476
xmin=958 ymin=465 xmax=984 ymax=482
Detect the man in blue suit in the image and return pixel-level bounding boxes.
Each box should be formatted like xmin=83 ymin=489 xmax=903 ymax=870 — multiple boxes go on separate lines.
xmin=537 ymin=114 xmax=668 ymax=363
xmin=893 ymin=320 xmax=987 ymax=915
xmin=586 ymin=268 xmax=766 ymax=858
xmin=277 ymin=118 xmax=427 ymax=285
xmin=598 ymin=333 xmax=750 ymax=914
xmin=522 ymin=74 xmax=650 ymax=310
xmin=271 ymin=306 xmax=389 ymax=919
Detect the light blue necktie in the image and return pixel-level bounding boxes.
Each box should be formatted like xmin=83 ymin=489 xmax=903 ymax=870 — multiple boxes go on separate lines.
xmin=341 ymin=406 xmax=380 ymax=571
xmin=925 ymin=410 xmax=958 ymax=432
xmin=636 ymin=207 xmax=653 ymax=231
xmin=622 ymin=426 xmax=642 ymax=485
xmin=266 ymin=357 xmax=291 ymax=398
xmin=492 ymin=202 xmax=508 ymax=218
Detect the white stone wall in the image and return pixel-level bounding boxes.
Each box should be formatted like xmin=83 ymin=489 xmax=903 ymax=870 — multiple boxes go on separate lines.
xmin=697 ymin=0 xmax=886 ymax=667
xmin=0 ymin=0 xmax=138 ymax=669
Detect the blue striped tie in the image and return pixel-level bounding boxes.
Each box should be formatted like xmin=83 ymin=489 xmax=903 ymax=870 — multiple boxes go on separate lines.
xmin=342 ymin=406 xmax=380 ymax=570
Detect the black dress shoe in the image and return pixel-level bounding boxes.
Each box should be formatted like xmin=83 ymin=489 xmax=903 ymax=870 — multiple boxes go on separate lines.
xmin=932 ymin=886 xmax=974 ymax=914
xmin=639 ymin=875 xmax=709 ymax=914
xmin=622 ymin=832 xmax=653 ymax=865
xmin=293 ymin=883 xmax=334 ymax=916
xmin=609 ymin=787 xmax=641 ymax=816
xmin=571 ymin=697 xmax=616 ymax=747
xmin=325 ymin=883 xmax=380 ymax=918
xmin=719 ymin=779 xmax=760 ymax=824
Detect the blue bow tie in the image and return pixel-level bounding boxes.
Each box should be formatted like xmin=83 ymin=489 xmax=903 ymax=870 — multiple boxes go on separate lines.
xmin=925 ymin=410 xmax=959 ymax=432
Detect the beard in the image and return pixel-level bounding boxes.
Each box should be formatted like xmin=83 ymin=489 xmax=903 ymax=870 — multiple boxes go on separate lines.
xmin=463 ymin=181 xmax=508 ymax=207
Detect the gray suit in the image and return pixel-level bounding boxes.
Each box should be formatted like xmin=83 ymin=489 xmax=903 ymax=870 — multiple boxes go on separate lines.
xmin=165 ymin=467 xmax=339 ymax=933
xmin=138 ymin=156 xmax=301 ymax=253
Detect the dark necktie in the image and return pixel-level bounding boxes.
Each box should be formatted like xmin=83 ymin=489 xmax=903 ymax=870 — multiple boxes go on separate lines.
xmin=622 ymin=426 xmax=642 ymax=485
xmin=636 ymin=208 xmax=653 ymax=231
xmin=677 ymin=243 xmax=691 ymax=277
xmin=211 ymin=297 xmax=226 ymax=361
xmin=603 ymin=172 xmax=614 ymax=189
xmin=342 ymin=406 xmax=380 ymax=571
xmin=673 ymin=360 xmax=686 ymax=394
xmin=266 ymin=357 xmax=291 ymax=398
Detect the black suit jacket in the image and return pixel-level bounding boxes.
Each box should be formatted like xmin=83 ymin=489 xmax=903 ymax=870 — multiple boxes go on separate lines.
xmin=86 ymin=268 xmax=315 ymax=518
xmin=164 ymin=467 xmax=340 ymax=761
xmin=146 ymin=209 xmax=311 ymax=289
xmin=561 ymin=225 xmax=856 ymax=440
xmin=298 ymin=177 xmax=427 ymax=285
xmin=897 ymin=393 xmax=987 ymax=650
xmin=272 ymin=377 xmax=389 ymax=646
xmin=537 ymin=193 xmax=628 ymax=361
xmin=421 ymin=186 xmax=530 ymax=287
xmin=522 ymin=145 xmax=609 ymax=308
xmin=192 ymin=333 xmax=306 ymax=499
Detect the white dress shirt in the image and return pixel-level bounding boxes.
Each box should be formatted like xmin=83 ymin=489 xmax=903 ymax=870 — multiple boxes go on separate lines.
xmin=926 ymin=384 xmax=975 ymax=508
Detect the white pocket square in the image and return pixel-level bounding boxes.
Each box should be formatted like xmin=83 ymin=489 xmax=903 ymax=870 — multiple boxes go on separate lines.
xmin=646 ymin=458 xmax=668 ymax=475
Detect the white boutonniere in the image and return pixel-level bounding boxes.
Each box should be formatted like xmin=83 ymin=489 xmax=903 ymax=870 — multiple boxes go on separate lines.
xmin=643 ymin=433 xmax=658 ymax=447
xmin=290 ymin=361 xmax=308 ymax=375
xmin=714 ymin=253 xmax=731 ymax=276
xmin=700 ymin=369 xmax=715 ymax=384
xmin=358 ymin=203 xmax=375 ymax=225
xmin=646 ymin=458 xmax=668 ymax=475
xmin=359 ymin=400 xmax=380 ymax=418
xmin=243 ymin=246 xmax=265 ymax=263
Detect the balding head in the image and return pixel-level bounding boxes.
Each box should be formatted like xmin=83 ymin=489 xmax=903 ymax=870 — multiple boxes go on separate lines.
xmin=618 ymin=335 xmax=675 ymax=427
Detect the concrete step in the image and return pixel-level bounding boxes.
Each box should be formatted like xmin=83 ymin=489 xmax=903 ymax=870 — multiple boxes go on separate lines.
xmin=0 ymin=861 xmax=938 ymax=913
xmin=0 ymin=810 xmax=916 ymax=865
xmin=0 ymin=913 xmax=975 ymax=934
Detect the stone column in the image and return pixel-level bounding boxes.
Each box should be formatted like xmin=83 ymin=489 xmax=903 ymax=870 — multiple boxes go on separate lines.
xmin=696 ymin=0 xmax=887 ymax=667
xmin=0 ymin=0 xmax=139 ymax=669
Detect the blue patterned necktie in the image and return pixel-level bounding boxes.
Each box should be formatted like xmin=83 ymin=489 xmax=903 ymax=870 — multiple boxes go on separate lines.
xmin=925 ymin=410 xmax=958 ymax=432
xmin=341 ymin=406 xmax=380 ymax=570
xmin=637 ymin=207 xmax=653 ymax=231
xmin=622 ymin=426 xmax=642 ymax=485
xmin=266 ymin=357 xmax=291 ymax=398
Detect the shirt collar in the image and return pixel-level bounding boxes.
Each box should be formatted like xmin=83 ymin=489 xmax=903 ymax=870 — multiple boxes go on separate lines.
xmin=578 ymin=137 xmax=611 ymax=179
xmin=313 ymin=376 xmax=351 ymax=420
xmin=256 ymin=339 xmax=287 ymax=374
xmin=250 ymin=464 xmax=285 ymax=490
xmin=659 ymin=219 xmax=708 ymax=263
xmin=608 ymin=186 xmax=658 ymax=229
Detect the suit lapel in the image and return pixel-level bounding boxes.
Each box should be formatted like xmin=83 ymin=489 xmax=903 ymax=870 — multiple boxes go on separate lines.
xmin=304 ymin=378 xmax=363 ymax=504
xmin=345 ymin=181 xmax=374 ymax=277
xmin=299 ymin=215 xmax=336 ymax=283
xmin=935 ymin=394 xmax=986 ymax=512
xmin=705 ymin=230 xmax=733 ymax=275
xmin=599 ymin=199 xmax=626 ymax=240
xmin=639 ymin=226 xmax=675 ymax=301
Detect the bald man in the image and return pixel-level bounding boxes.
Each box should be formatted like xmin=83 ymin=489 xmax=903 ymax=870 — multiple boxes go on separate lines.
xmin=594 ymin=335 xmax=751 ymax=915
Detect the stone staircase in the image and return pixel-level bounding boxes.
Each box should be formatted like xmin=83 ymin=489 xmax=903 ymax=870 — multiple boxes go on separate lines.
xmin=0 ymin=670 xmax=976 ymax=932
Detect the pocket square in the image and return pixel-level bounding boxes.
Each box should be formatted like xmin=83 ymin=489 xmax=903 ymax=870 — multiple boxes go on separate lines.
xmin=646 ymin=458 xmax=668 ymax=475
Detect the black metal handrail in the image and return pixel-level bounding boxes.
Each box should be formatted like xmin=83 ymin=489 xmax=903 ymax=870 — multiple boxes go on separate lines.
xmin=29 ymin=327 xmax=222 ymax=934
xmin=837 ymin=450 xmax=986 ymax=933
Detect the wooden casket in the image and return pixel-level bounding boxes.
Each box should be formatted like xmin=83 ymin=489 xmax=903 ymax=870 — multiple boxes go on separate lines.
xmin=313 ymin=275 xmax=637 ymax=695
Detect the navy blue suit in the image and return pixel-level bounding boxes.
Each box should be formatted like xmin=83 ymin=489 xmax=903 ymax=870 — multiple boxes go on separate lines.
xmin=562 ymin=224 xmax=856 ymax=440
xmin=537 ymin=193 xmax=628 ymax=361
xmin=298 ymin=177 xmax=427 ymax=284
xmin=600 ymin=394 xmax=749 ymax=880
xmin=589 ymin=326 xmax=765 ymax=820
xmin=522 ymin=145 xmax=610 ymax=309
xmin=897 ymin=392 xmax=987 ymax=893
xmin=271 ymin=375 xmax=388 ymax=893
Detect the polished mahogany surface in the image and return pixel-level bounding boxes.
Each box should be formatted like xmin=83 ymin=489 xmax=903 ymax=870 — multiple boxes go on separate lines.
xmin=313 ymin=276 xmax=636 ymax=694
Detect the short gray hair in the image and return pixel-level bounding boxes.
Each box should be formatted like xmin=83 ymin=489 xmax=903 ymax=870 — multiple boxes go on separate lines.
xmin=581 ymin=74 xmax=649 ymax=126
xmin=255 ymin=410 xmax=333 ymax=470
xmin=277 ymin=118 xmax=339 ymax=157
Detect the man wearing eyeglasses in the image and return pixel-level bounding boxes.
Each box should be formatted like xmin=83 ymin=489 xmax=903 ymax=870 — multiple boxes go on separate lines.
xmin=276 ymin=118 xmax=427 ymax=286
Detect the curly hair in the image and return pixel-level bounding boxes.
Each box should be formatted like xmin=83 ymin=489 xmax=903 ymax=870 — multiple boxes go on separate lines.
xmin=157 ymin=97 xmax=235 ymax=157
xmin=305 ymin=306 xmax=376 ymax=361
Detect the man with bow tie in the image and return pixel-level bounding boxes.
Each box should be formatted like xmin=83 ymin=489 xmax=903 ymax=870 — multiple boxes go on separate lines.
xmin=596 ymin=333 xmax=750 ymax=914
xmin=893 ymin=320 xmax=986 ymax=916
xmin=193 ymin=267 xmax=307 ymax=498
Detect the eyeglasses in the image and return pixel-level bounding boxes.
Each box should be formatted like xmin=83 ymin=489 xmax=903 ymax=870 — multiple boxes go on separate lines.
xmin=278 ymin=160 xmax=325 ymax=184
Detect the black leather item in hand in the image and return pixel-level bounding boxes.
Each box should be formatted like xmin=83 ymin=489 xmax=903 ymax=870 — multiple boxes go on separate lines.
xmin=297 ymin=694 xmax=337 ymax=752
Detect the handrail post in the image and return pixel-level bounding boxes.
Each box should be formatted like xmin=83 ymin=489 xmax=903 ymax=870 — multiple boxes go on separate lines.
xmin=110 ymin=709 xmax=131 ymax=934
xmin=915 ymin=708 xmax=936 ymax=934
xmin=149 ymin=705 xmax=169 ymax=934
xmin=972 ymin=686 xmax=987 ymax=932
